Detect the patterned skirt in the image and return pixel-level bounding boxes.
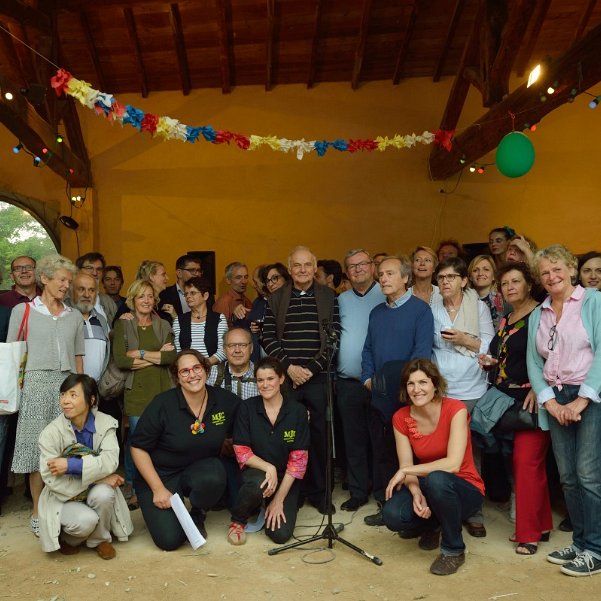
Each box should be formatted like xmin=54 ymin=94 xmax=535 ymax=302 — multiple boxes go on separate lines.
xmin=11 ymin=370 xmax=70 ymax=474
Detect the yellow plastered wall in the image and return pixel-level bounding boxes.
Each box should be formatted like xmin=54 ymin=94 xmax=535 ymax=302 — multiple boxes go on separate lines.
xmin=2 ymin=77 xmax=600 ymax=293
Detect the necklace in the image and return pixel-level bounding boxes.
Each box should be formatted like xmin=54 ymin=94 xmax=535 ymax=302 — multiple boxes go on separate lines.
xmin=190 ymin=389 xmax=208 ymax=435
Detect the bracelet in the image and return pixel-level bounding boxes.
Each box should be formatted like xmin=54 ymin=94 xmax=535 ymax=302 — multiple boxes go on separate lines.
xmin=140 ymin=349 xmax=145 ymax=360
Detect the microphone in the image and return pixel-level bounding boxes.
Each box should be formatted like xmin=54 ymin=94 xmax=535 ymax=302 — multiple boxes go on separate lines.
xmin=321 ymin=318 xmax=338 ymax=342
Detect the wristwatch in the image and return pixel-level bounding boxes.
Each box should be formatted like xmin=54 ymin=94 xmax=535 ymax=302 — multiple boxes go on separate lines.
xmin=140 ymin=349 xmax=145 ymax=360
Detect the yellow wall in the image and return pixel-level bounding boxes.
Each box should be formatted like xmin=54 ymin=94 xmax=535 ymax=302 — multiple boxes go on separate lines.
xmin=2 ymin=77 xmax=600 ymax=293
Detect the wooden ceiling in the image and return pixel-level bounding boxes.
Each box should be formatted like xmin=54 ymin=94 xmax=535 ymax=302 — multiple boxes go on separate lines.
xmin=0 ymin=0 xmax=600 ymax=186
xmin=1 ymin=0 xmax=599 ymax=97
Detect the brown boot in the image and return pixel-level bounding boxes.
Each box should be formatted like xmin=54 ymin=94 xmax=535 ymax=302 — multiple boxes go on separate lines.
xmin=95 ymin=541 xmax=117 ymax=560
xmin=59 ymin=539 xmax=80 ymax=555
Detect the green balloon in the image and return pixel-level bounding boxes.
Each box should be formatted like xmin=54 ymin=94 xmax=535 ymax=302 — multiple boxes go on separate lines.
xmin=495 ymin=132 xmax=535 ymax=178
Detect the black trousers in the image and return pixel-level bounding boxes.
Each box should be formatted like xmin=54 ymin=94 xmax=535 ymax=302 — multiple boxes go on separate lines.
xmin=336 ymin=378 xmax=371 ymax=501
xmin=368 ymin=408 xmax=398 ymax=504
xmin=288 ymin=373 xmax=327 ymax=502
xmin=137 ymin=457 xmax=227 ymax=551
xmin=231 ymin=467 xmax=301 ymax=544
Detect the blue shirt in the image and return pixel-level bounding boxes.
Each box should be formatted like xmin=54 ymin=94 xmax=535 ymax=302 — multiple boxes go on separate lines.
xmin=66 ymin=412 xmax=96 ymax=476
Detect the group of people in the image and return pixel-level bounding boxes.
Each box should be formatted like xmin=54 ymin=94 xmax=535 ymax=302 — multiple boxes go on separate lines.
xmin=0 ymin=229 xmax=599 ymax=578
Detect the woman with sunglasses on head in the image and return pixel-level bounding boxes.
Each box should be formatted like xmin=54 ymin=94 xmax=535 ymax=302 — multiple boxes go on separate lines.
xmin=527 ymin=244 xmax=601 ymax=577
xmin=431 ymin=257 xmax=494 ymax=538
xmin=131 ymin=350 xmax=240 ymax=550
xmin=488 ymin=226 xmax=514 ymax=269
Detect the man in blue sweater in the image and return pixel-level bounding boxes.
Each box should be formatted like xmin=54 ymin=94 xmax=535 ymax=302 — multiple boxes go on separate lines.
xmin=337 ymin=249 xmax=386 ymax=512
xmin=361 ymin=255 xmax=434 ymax=525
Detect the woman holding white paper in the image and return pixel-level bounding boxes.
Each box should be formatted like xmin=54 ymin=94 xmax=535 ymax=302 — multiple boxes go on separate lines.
xmin=131 ymin=350 xmax=239 ymax=550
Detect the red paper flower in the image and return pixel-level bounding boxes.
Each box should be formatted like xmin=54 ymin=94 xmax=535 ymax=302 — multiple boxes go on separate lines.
xmin=347 ymin=139 xmax=378 ymax=153
xmin=141 ymin=113 xmax=159 ymax=135
xmin=50 ymin=68 xmax=73 ymax=97
xmin=434 ymin=129 xmax=455 ymax=152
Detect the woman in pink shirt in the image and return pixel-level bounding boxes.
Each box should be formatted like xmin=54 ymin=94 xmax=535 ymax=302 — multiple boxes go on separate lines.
xmin=382 ymin=359 xmax=484 ymax=576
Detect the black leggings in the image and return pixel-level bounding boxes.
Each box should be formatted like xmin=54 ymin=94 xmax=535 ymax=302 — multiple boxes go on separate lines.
xmin=231 ymin=468 xmax=301 ymax=544
xmin=137 ymin=457 xmax=227 ymax=551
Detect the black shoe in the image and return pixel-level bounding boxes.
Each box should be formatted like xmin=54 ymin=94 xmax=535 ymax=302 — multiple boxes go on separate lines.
xmin=308 ymin=497 xmax=336 ymax=515
xmin=418 ymin=529 xmax=441 ymax=551
xmin=340 ymin=497 xmax=368 ymax=512
xmin=398 ymin=527 xmax=423 ymax=539
xmin=558 ymin=516 xmax=573 ymax=532
xmin=190 ymin=509 xmax=208 ymax=539
xmin=364 ymin=509 xmax=384 ymax=527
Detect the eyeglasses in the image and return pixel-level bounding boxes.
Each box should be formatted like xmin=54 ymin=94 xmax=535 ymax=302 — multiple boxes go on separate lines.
xmin=81 ymin=265 xmax=103 ymax=274
xmin=12 ymin=265 xmax=35 ymax=273
xmin=266 ymin=274 xmax=281 ymax=284
xmin=178 ymin=364 xmax=205 ymax=378
xmin=183 ymin=290 xmax=203 ymax=298
xmin=548 ymin=324 xmax=557 ymax=351
xmin=225 ymin=342 xmax=251 ymax=349
xmin=182 ymin=267 xmax=202 ymax=275
xmin=347 ymin=260 xmax=373 ymax=272
xmin=436 ymin=273 xmax=461 ymax=283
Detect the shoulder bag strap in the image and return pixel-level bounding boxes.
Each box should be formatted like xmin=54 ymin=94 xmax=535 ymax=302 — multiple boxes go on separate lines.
xmin=17 ymin=303 xmax=31 ymax=341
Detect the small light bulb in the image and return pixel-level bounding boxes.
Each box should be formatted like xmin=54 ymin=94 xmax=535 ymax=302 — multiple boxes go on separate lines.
xmin=547 ymin=86 xmax=555 ymax=95
xmin=459 ymin=155 xmax=466 ymax=165
xmin=530 ymin=124 xmax=537 ymax=132
xmin=33 ymin=156 xmax=41 ymax=166
xmin=56 ymin=134 xmax=63 ymax=143
xmin=477 ymin=166 xmax=485 ymax=174
xmin=469 ymin=165 xmax=476 ymax=173
xmin=4 ymin=91 xmax=13 ymax=100
xmin=589 ymin=97 xmax=600 ymax=109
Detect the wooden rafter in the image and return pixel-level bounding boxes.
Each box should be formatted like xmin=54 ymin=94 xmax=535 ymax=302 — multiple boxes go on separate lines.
xmin=265 ymin=0 xmax=275 ymax=91
xmin=515 ymin=0 xmax=550 ymax=77
xmin=0 ymin=72 xmax=91 ymax=187
xmin=0 ymin=0 xmax=51 ymax=34
xmin=572 ymin=0 xmax=597 ymax=44
xmin=215 ymin=0 xmax=232 ymax=94
xmin=306 ymin=0 xmax=324 ymax=89
xmin=79 ymin=10 xmax=107 ymax=91
xmin=433 ymin=0 xmax=465 ymax=83
xmin=429 ymin=22 xmax=601 ymax=181
xmin=351 ymin=0 xmax=373 ymax=90
xmin=0 ymin=20 xmax=28 ymax=88
xmin=123 ymin=7 xmax=148 ymax=97
xmin=169 ymin=3 xmax=191 ymax=96
xmin=392 ymin=1 xmax=418 ymax=85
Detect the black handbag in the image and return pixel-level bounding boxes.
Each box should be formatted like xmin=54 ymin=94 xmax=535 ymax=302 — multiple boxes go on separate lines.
xmin=494 ymin=399 xmax=538 ymax=434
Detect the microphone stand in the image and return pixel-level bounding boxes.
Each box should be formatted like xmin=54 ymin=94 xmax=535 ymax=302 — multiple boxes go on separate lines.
xmin=268 ymin=321 xmax=383 ymax=566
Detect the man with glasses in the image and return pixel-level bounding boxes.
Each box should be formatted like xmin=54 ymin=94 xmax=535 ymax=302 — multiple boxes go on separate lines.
xmin=336 ymin=249 xmax=385 ymax=512
xmin=75 ymin=252 xmax=117 ymax=324
xmin=208 ymin=328 xmax=258 ymax=400
xmin=263 ymin=245 xmax=339 ymax=514
xmin=213 ymin=262 xmax=252 ymax=328
xmin=361 ymin=255 xmax=434 ymax=526
xmin=0 ymin=256 xmax=41 ymax=308
xmin=159 ymin=255 xmax=203 ymax=319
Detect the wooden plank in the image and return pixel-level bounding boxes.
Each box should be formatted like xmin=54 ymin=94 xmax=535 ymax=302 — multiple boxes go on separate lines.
xmin=351 ymin=0 xmax=373 ymax=90
xmin=169 ymin=3 xmax=191 ymax=95
xmin=123 ymin=7 xmax=149 ymax=97
xmin=572 ymin=0 xmax=597 ymax=43
xmin=306 ymin=0 xmax=324 ymax=88
xmin=393 ymin=1 xmax=418 ymax=85
xmin=515 ymin=0 xmax=551 ymax=77
xmin=429 ymin=22 xmax=601 ymax=180
xmin=0 ymin=72 xmax=91 ymax=187
xmin=215 ymin=0 xmax=232 ymax=93
xmin=0 ymin=20 xmax=28 ymax=88
xmin=433 ymin=0 xmax=465 ymax=83
xmin=265 ymin=0 xmax=275 ymax=91
xmin=0 ymin=0 xmax=51 ymax=33
xmin=79 ymin=10 xmax=107 ymax=91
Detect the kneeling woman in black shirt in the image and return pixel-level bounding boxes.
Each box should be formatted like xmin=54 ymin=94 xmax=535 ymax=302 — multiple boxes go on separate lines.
xmin=228 ymin=357 xmax=310 ymax=545
xmin=131 ymin=350 xmax=239 ymax=550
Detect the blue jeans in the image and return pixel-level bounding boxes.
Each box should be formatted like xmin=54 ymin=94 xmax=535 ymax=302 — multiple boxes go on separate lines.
xmin=548 ymin=385 xmax=601 ymax=558
xmin=124 ymin=415 xmax=140 ymax=488
xmin=383 ymin=471 xmax=483 ymax=555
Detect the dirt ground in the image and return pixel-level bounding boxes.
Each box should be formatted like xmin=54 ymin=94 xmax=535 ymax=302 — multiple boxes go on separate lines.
xmin=0 ymin=484 xmax=597 ymax=601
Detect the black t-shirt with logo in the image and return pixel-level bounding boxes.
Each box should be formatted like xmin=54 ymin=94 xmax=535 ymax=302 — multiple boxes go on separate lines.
xmin=131 ymin=385 xmax=239 ymax=490
xmin=233 ymin=395 xmax=310 ymax=479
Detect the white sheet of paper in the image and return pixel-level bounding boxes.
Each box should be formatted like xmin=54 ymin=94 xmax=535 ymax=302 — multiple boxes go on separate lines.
xmin=170 ymin=493 xmax=206 ymax=549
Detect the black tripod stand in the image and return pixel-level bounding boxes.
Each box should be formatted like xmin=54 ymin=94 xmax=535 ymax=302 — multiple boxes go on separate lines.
xmin=268 ymin=321 xmax=383 ymax=565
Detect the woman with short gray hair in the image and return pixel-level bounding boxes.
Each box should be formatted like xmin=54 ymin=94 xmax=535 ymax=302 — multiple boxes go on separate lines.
xmin=6 ymin=253 xmax=85 ymax=537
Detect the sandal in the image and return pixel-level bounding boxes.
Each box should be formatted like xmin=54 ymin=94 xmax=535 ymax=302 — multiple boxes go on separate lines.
xmin=509 ymin=531 xmax=550 ymax=543
xmin=127 ymin=495 xmax=139 ymax=511
xmin=516 ymin=542 xmax=538 ymax=555
xmin=30 ymin=517 xmax=40 ymax=537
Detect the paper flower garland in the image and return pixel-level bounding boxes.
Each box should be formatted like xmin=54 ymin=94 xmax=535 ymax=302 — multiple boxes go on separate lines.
xmin=51 ymin=68 xmax=453 ymax=160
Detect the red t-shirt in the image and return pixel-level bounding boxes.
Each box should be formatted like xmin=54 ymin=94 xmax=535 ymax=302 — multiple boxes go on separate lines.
xmin=392 ymin=398 xmax=485 ymax=496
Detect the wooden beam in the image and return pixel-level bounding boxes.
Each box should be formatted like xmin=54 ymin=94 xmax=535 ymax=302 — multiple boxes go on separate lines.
xmin=79 ymin=10 xmax=107 ymax=91
xmin=123 ymin=7 xmax=149 ymax=98
xmin=0 ymin=20 xmax=28 ymax=88
xmin=428 ymin=22 xmax=601 ymax=180
xmin=61 ymin=96 xmax=90 ymax=169
xmin=0 ymin=0 xmax=51 ymax=34
xmin=307 ymin=0 xmax=324 ymax=89
xmin=515 ymin=0 xmax=551 ymax=77
xmin=215 ymin=0 xmax=232 ymax=94
xmin=433 ymin=0 xmax=465 ymax=83
xmin=0 ymin=73 xmax=91 ymax=187
xmin=169 ymin=3 xmax=191 ymax=96
xmin=393 ymin=1 xmax=418 ymax=85
xmin=351 ymin=0 xmax=373 ymax=90
xmin=265 ymin=0 xmax=275 ymax=91
xmin=572 ymin=0 xmax=597 ymax=44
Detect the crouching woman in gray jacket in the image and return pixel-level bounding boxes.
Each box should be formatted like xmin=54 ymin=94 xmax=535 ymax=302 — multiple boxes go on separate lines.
xmin=38 ymin=374 xmax=133 ymax=558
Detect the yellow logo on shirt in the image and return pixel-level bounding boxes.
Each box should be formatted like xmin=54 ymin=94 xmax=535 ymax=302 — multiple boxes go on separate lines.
xmin=211 ymin=411 xmax=226 ymax=426
xmin=283 ymin=429 xmax=296 ymax=443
